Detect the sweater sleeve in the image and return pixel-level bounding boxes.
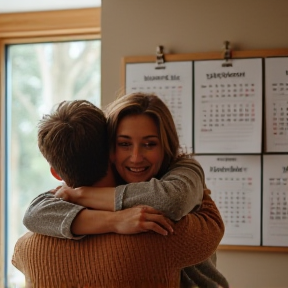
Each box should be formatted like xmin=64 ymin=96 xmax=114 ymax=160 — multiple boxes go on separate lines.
xmin=115 ymin=157 xmax=204 ymax=221
xmin=12 ymin=232 xmax=36 ymax=288
xmin=23 ymin=192 xmax=85 ymax=239
xmin=11 ymin=234 xmax=26 ymax=273
xmin=12 ymin=232 xmax=34 ymax=279
xmin=170 ymin=192 xmax=225 ymax=267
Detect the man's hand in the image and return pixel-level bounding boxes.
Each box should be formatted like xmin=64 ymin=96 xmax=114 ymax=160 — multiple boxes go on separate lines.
xmin=110 ymin=206 xmax=174 ymax=236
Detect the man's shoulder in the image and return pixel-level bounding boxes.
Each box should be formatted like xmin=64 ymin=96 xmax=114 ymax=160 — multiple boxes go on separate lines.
xmin=16 ymin=231 xmax=35 ymax=244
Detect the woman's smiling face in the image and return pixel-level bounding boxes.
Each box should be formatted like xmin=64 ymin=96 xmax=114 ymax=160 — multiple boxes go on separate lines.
xmin=111 ymin=114 xmax=164 ymax=183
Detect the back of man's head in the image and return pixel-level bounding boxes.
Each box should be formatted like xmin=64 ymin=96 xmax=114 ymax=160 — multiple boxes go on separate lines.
xmin=38 ymin=100 xmax=109 ymax=187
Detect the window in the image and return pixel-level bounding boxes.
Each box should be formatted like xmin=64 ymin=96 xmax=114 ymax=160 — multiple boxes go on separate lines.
xmin=0 ymin=8 xmax=101 ymax=288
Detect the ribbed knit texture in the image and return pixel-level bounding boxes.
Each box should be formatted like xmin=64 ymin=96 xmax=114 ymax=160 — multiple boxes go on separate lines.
xmin=12 ymin=193 xmax=224 ymax=288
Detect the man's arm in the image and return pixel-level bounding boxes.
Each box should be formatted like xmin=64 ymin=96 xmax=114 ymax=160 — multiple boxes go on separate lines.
xmin=15 ymin=195 xmax=224 ymax=288
xmin=169 ymin=191 xmax=225 ymax=268
xmin=12 ymin=231 xmax=35 ymax=288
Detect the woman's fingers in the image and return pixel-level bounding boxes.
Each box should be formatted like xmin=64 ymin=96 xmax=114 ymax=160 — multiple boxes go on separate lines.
xmin=139 ymin=207 xmax=174 ymax=235
xmin=144 ymin=213 xmax=174 ymax=233
xmin=114 ymin=207 xmax=174 ymax=236
xmin=54 ymin=187 xmax=71 ymax=201
xmin=50 ymin=185 xmax=62 ymax=194
xmin=145 ymin=222 xmax=169 ymax=236
xmin=144 ymin=219 xmax=174 ymax=236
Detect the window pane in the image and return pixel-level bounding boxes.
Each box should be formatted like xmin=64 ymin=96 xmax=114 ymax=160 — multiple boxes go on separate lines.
xmin=5 ymin=39 xmax=101 ymax=287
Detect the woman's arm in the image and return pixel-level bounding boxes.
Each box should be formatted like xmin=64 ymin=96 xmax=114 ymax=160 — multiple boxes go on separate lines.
xmin=24 ymin=157 xmax=205 ymax=237
xmin=56 ymin=157 xmax=205 ymax=221
xmin=23 ymin=192 xmax=173 ymax=238
xmin=72 ymin=205 xmax=173 ymax=236
xmin=23 ymin=192 xmax=85 ymax=239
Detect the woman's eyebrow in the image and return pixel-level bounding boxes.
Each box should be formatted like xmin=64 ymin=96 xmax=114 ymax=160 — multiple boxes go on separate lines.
xmin=117 ymin=135 xmax=159 ymax=139
xmin=116 ymin=135 xmax=131 ymax=139
xmin=143 ymin=135 xmax=159 ymax=139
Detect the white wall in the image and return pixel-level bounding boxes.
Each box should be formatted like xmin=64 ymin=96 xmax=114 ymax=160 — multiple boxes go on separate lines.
xmin=101 ymin=1 xmax=288 ymax=288
xmin=0 ymin=0 xmax=101 ymax=13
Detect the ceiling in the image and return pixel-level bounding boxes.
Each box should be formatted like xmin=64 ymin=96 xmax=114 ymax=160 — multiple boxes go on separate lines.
xmin=0 ymin=0 xmax=101 ymax=13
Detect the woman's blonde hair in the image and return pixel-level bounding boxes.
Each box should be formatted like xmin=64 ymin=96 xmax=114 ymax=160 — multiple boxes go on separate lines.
xmin=105 ymin=92 xmax=180 ymax=177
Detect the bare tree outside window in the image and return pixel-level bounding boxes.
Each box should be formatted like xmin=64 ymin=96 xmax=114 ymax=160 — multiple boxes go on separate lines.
xmin=5 ymin=39 xmax=101 ymax=287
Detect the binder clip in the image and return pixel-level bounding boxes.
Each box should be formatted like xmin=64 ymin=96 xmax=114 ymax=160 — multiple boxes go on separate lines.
xmin=155 ymin=45 xmax=165 ymax=69
xmin=222 ymin=41 xmax=232 ymax=67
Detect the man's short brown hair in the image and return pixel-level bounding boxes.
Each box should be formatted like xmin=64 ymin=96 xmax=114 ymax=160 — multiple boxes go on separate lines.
xmin=38 ymin=100 xmax=109 ymax=187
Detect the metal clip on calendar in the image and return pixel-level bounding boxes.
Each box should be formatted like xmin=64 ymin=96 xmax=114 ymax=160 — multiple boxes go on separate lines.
xmin=155 ymin=45 xmax=166 ymax=69
xmin=222 ymin=41 xmax=233 ymax=67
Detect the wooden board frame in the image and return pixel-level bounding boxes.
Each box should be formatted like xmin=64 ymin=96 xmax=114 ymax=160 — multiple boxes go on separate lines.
xmin=122 ymin=48 xmax=288 ymax=253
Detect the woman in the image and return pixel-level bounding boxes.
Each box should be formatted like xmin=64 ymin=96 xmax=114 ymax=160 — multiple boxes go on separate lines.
xmin=23 ymin=93 xmax=227 ymax=288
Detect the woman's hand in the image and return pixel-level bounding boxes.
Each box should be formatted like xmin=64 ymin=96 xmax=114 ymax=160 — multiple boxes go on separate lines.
xmin=51 ymin=185 xmax=115 ymax=211
xmin=52 ymin=185 xmax=80 ymax=203
xmin=111 ymin=205 xmax=174 ymax=236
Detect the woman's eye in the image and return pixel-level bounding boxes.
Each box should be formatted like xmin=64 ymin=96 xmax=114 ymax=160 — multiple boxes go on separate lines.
xmin=143 ymin=142 xmax=157 ymax=148
xmin=117 ymin=142 xmax=130 ymax=147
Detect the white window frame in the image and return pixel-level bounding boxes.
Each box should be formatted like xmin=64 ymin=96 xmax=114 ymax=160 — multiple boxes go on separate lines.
xmin=0 ymin=8 xmax=101 ymax=286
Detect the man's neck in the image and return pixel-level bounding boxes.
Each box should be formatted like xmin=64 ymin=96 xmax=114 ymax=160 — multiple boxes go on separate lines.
xmin=92 ymin=164 xmax=116 ymax=187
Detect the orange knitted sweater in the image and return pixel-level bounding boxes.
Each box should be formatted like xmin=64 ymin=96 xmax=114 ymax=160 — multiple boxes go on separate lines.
xmin=12 ymin=193 xmax=224 ymax=288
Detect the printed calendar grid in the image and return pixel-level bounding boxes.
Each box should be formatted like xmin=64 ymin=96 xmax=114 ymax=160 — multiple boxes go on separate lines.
xmin=207 ymin=177 xmax=254 ymax=240
xmin=194 ymin=58 xmax=262 ymax=154
xmin=194 ymin=155 xmax=261 ymax=246
xmin=265 ymin=57 xmax=288 ymax=152
xmin=268 ymin=178 xmax=288 ymax=223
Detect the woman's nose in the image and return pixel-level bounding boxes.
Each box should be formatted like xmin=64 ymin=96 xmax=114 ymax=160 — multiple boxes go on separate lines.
xmin=130 ymin=147 xmax=144 ymax=162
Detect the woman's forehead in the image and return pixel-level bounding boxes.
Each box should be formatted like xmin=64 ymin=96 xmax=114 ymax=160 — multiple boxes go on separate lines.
xmin=117 ymin=114 xmax=159 ymax=137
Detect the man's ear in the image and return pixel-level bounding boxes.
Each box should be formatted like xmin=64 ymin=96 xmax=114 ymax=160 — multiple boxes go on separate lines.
xmin=50 ymin=167 xmax=62 ymax=181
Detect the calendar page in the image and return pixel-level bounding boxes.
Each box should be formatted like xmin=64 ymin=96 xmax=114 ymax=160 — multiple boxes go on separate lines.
xmin=126 ymin=62 xmax=193 ymax=153
xmin=194 ymin=59 xmax=262 ymax=154
xmin=265 ymin=57 xmax=288 ymax=152
xmin=194 ymin=155 xmax=261 ymax=246
xmin=263 ymin=155 xmax=288 ymax=246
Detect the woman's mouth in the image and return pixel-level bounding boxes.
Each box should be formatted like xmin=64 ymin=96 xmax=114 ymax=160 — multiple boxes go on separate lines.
xmin=127 ymin=167 xmax=148 ymax=173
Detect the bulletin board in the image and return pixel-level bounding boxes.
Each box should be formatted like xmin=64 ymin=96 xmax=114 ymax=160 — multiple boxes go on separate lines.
xmin=121 ymin=44 xmax=288 ymax=252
